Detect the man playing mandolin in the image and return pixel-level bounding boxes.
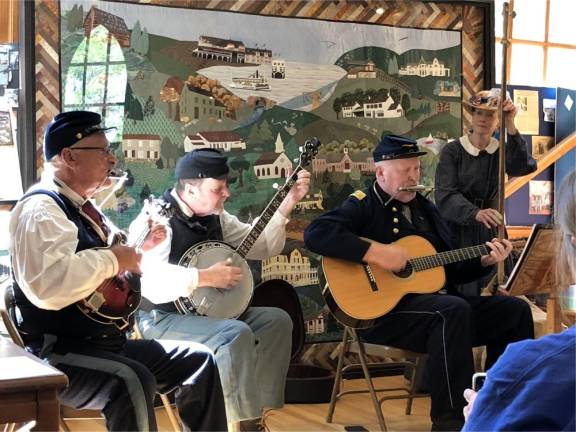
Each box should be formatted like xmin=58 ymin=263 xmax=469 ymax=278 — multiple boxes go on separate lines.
xmin=130 ymin=148 xmax=311 ymax=431
xmin=9 ymin=111 xmax=227 ymax=430
xmin=304 ymin=134 xmax=534 ymax=431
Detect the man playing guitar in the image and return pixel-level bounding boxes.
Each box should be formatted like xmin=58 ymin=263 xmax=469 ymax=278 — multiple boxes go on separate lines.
xmin=304 ymin=134 xmax=534 ymax=431
xmin=130 ymin=148 xmax=310 ymax=431
xmin=9 ymin=111 xmax=227 ymax=430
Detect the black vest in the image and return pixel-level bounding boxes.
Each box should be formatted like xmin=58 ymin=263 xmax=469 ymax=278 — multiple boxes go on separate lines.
xmin=11 ymin=190 xmax=126 ymax=352
xmin=162 ymin=190 xmax=223 ymax=264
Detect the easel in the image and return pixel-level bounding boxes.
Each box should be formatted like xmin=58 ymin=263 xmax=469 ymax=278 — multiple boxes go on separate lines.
xmin=504 ymin=224 xmax=563 ymax=333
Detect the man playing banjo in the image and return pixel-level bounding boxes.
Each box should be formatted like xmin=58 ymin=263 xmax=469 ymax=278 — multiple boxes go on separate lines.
xmin=130 ymin=148 xmax=310 ymax=431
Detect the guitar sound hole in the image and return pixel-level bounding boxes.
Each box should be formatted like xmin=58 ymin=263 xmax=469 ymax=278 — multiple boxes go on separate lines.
xmin=394 ymin=262 xmax=413 ymax=279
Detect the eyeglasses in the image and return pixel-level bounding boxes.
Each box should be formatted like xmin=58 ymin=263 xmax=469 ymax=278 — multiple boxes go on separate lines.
xmin=70 ymin=147 xmax=115 ymax=156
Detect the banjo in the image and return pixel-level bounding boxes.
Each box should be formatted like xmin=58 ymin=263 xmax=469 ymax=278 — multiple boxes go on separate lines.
xmin=173 ymin=137 xmax=321 ymax=319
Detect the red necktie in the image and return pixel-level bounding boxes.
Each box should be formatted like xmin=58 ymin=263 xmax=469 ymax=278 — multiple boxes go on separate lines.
xmin=81 ymin=200 xmax=110 ymax=239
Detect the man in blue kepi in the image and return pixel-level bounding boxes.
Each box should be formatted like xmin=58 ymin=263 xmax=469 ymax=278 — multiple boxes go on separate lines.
xmin=9 ymin=110 xmax=227 ymax=430
xmin=305 ymin=134 xmax=534 ymax=431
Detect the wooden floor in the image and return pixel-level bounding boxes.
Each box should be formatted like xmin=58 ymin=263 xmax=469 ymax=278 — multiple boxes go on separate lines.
xmin=63 ymin=376 xmax=431 ymax=431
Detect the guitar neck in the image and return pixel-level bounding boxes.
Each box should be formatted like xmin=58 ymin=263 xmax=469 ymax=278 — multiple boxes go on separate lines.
xmin=410 ymin=244 xmax=489 ymax=271
xmin=236 ymin=165 xmax=303 ymax=259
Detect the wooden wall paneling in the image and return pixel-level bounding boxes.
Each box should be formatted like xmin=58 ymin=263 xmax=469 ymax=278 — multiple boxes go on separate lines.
xmin=0 ymin=0 xmax=19 ymax=44
xmin=34 ymin=0 xmax=60 ymax=176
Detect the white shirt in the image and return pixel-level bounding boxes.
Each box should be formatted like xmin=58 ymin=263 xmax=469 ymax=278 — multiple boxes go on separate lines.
xmin=9 ymin=174 xmax=119 ymax=310
xmin=129 ymin=189 xmax=289 ymax=304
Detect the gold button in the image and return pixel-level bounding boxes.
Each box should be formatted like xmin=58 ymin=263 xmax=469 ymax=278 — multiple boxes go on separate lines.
xmin=393 ymin=228 xmax=399 ymax=234
xmin=393 ymin=218 xmax=399 ymax=223
xmin=392 ymin=207 xmax=398 ymax=212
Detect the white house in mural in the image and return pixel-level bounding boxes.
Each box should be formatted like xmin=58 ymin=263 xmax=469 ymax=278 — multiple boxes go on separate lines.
xmin=184 ymin=131 xmax=246 ymax=152
xmin=253 ymin=152 xmax=292 ymax=179
xmin=305 ymin=311 xmax=326 ymax=335
xmin=341 ymin=96 xmax=403 ymax=118
xmin=346 ymin=60 xmax=378 ymax=79
xmin=179 ymin=86 xmax=226 ymax=122
xmin=434 ymin=80 xmax=461 ymax=97
xmin=398 ymin=57 xmax=450 ymax=77
xmin=253 ymin=133 xmax=293 ymax=179
xmin=294 ymin=190 xmax=324 ymax=211
xmin=364 ymin=95 xmax=403 ymax=118
xmin=192 ymin=35 xmax=272 ymax=65
xmin=261 ymin=248 xmax=319 ymax=287
xmin=312 ymin=148 xmax=375 ymax=174
xmin=271 ymin=59 xmax=286 ymax=79
xmin=122 ymin=134 xmax=161 ymax=161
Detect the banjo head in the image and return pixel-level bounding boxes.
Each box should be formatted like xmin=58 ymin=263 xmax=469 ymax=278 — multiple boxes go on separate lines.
xmin=178 ymin=241 xmax=254 ymax=319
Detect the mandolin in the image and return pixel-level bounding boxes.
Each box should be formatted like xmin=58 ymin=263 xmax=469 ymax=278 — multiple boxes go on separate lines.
xmin=77 ymin=199 xmax=171 ymax=330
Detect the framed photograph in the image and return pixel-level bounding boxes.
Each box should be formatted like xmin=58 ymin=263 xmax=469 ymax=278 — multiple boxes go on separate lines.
xmin=529 ymin=180 xmax=553 ymax=215
xmin=531 ymin=135 xmax=554 ymax=160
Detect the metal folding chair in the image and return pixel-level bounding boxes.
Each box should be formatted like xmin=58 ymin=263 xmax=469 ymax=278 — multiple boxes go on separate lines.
xmin=327 ymin=326 xmax=429 ymax=431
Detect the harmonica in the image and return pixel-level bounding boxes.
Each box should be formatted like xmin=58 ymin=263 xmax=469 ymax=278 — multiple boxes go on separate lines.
xmin=397 ymin=185 xmax=434 ymax=192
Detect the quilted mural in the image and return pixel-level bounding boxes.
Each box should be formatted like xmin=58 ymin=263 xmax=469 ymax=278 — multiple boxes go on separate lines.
xmin=55 ymin=0 xmax=473 ymax=343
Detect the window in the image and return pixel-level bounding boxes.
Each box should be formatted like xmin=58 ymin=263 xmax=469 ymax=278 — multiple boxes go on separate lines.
xmin=495 ymin=0 xmax=576 ymax=88
xmin=62 ymin=25 xmax=127 ymax=140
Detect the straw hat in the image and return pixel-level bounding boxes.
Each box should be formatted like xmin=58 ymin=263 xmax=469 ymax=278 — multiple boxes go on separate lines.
xmin=463 ymin=88 xmax=511 ymax=111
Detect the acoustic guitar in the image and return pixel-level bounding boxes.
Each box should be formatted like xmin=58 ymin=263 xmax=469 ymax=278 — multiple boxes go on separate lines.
xmin=321 ymin=235 xmax=489 ymax=329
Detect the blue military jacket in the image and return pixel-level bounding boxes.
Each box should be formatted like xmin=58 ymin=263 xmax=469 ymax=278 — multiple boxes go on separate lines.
xmin=304 ymin=181 xmax=490 ymax=292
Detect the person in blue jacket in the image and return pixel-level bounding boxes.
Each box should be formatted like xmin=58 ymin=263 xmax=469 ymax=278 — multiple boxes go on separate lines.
xmin=304 ymin=134 xmax=535 ymax=431
xmin=462 ymin=171 xmax=576 ymax=432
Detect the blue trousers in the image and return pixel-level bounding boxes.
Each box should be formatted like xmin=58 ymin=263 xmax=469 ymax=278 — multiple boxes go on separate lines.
xmin=46 ymin=338 xmax=227 ymax=431
xmin=137 ymin=306 xmax=292 ymax=422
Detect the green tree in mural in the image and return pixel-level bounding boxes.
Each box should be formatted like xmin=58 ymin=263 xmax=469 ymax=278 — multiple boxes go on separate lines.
xmin=161 ymin=137 xmax=180 ymax=168
xmin=140 ymin=183 xmax=152 ymax=202
xmin=401 ymin=93 xmax=411 ymax=112
xmin=67 ymin=5 xmax=84 ymax=32
xmin=247 ymin=124 xmax=261 ymax=145
xmin=131 ymin=21 xmax=141 ymax=51
xmin=353 ymin=88 xmax=365 ymax=105
xmin=377 ymin=88 xmax=389 ymax=102
xmin=365 ymin=89 xmax=378 ymax=103
xmin=332 ymin=97 xmax=342 ymax=120
xmin=387 ymin=56 xmax=399 ymax=75
xmin=144 ymin=96 xmax=155 ymax=117
xmin=258 ymin=120 xmax=274 ymax=143
xmin=229 ymin=155 xmax=250 ymax=188
xmin=390 ymin=88 xmax=401 ymax=105
xmin=124 ymin=169 xmax=135 ymax=187
xmin=125 ymin=84 xmax=143 ymax=122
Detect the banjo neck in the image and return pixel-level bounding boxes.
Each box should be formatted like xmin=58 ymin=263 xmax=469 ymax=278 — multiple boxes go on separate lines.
xmin=235 ymin=165 xmax=303 ymax=259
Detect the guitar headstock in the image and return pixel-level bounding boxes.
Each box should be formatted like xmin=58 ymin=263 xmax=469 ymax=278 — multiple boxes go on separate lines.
xmin=298 ymin=137 xmax=321 ymax=167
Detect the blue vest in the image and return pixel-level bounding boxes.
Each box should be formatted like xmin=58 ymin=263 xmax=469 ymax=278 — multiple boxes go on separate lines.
xmin=161 ymin=190 xmax=223 ymax=265
xmin=11 ymin=190 xmax=126 ymax=352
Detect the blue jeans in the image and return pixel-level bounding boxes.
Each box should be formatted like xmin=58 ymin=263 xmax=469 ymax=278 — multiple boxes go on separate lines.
xmin=137 ymin=306 xmax=292 ymax=422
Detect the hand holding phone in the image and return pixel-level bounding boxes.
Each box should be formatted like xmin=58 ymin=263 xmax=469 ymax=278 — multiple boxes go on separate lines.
xmin=472 ymin=372 xmax=487 ymax=391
